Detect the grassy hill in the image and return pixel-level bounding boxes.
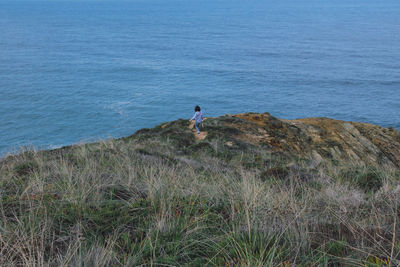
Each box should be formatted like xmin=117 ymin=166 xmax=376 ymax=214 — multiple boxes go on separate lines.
xmin=1 ymin=113 xmax=399 ymax=266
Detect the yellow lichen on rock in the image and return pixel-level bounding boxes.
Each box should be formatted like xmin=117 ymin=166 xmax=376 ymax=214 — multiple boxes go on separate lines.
xmin=229 ymin=113 xmax=400 ymax=168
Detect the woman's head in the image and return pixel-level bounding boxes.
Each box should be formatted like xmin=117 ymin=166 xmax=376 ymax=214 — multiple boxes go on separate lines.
xmin=195 ymin=105 xmax=201 ymax=112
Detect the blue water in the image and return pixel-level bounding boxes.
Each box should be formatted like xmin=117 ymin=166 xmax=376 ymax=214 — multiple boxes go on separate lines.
xmin=1 ymin=0 xmax=399 ymax=155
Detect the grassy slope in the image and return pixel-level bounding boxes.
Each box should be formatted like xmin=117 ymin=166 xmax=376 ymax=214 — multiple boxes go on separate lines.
xmin=0 ymin=115 xmax=399 ymax=266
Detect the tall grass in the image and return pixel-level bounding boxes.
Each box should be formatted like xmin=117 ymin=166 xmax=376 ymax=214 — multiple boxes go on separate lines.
xmin=0 ymin=138 xmax=399 ymax=266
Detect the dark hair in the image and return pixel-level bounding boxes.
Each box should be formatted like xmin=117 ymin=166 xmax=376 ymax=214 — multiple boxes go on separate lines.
xmin=195 ymin=105 xmax=201 ymax=112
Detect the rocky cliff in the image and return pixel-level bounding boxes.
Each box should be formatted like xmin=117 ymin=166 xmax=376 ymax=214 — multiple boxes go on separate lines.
xmin=230 ymin=113 xmax=400 ymax=168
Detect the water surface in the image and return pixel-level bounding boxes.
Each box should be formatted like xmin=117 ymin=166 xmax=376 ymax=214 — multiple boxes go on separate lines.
xmin=1 ymin=0 xmax=399 ymax=155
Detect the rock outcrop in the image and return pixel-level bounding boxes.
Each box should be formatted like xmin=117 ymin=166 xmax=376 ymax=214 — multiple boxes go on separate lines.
xmin=221 ymin=113 xmax=400 ymax=168
xmin=134 ymin=112 xmax=400 ymax=169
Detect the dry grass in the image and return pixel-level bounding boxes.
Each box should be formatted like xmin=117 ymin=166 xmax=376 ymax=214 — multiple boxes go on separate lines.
xmin=0 ymin=135 xmax=399 ymax=266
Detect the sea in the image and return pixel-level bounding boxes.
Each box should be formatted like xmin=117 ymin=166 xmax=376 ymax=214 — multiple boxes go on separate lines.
xmin=1 ymin=0 xmax=399 ymax=156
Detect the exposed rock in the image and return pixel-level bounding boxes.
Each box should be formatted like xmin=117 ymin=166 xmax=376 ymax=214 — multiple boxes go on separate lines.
xmin=226 ymin=113 xmax=400 ymax=168
xmin=131 ymin=112 xmax=400 ymax=169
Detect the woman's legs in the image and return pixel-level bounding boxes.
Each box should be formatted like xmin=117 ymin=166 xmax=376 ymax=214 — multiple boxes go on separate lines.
xmin=195 ymin=122 xmax=200 ymax=134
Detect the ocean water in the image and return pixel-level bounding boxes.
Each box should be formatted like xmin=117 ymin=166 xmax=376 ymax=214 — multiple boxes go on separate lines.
xmin=0 ymin=0 xmax=399 ymax=156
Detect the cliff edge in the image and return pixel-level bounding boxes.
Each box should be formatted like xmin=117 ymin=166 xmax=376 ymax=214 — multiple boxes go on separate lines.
xmin=1 ymin=112 xmax=400 ymax=265
xmin=141 ymin=112 xmax=400 ymax=169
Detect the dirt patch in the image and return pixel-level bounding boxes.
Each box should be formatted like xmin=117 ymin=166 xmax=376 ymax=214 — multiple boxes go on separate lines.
xmin=189 ymin=120 xmax=208 ymax=141
xmin=233 ymin=113 xmax=272 ymax=126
